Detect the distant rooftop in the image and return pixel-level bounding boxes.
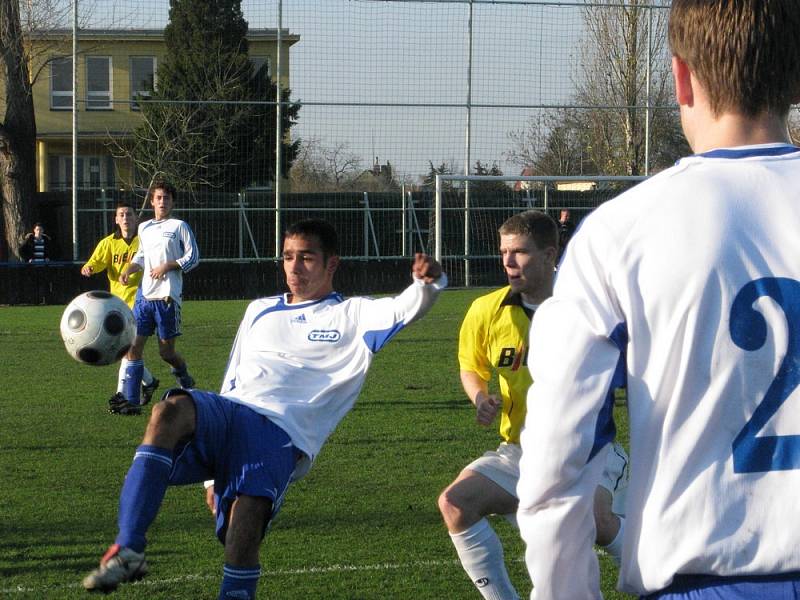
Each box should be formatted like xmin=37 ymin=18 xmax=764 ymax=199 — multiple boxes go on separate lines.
xmin=29 ymin=28 xmax=299 ymax=43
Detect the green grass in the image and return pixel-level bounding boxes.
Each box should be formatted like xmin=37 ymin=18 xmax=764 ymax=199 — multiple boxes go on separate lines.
xmin=0 ymin=290 xmax=633 ymax=599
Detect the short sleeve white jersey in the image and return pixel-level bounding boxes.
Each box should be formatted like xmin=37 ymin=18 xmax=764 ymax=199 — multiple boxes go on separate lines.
xmin=220 ymin=274 xmax=447 ymax=479
xmin=516 ymin=144 xmax=800 ymax=597
xmin=132 ymin=217 xmax=199 ymax=304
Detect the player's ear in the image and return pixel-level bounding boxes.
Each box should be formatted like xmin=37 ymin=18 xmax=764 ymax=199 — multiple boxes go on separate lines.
xmin=672 ymin=55 xmax=693 ymax=107
xmin=544 ymin=245 xmax=558 ymax=265
xmin=326 ymin=255 xmax=340 ymax=275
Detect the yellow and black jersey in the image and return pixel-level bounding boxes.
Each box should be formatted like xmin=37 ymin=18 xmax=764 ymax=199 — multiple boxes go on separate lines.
xmin=458 ymin=286 xmax=534 ymax=444
xmin=82 ymin=233 xmax=142 ymax=308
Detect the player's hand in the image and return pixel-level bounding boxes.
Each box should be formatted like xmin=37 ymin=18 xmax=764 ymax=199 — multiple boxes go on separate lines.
xmin=205 ymin=485 xmax=216 ymax=516
xmin=412 ymin=253 xmax=442 ymax=283
xmin=120 ymin=271 xmax=129 ymax=285
xmin=80 ymin=266 xmax=93 ymax=277
xmin=150 ymin=264 xmax=169 ymax=280
xmin=475 ymin=392 xmax=501 ymax=426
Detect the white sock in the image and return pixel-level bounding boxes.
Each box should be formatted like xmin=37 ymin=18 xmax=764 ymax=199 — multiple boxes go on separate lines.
xmin=118 ymin=361 xmax=154 ymax=393
xmin=602 ymin=516 xmax=625 ymax=565
xmin=449 ymin=518 xmax=519 ymax=600
xmin=117 ymin=358 xmax=128 ymax=393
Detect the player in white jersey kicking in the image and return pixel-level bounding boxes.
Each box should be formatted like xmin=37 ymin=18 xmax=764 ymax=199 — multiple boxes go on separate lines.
xmin=517 ymin=1 xmax=800 ymax=598
xmin=113 ymin=179 xmax=199 ymax=415
xmin=82 ymin=219 xmax=447 ymax=598
xmin=438 ymin=210 xmax=628 ymax=600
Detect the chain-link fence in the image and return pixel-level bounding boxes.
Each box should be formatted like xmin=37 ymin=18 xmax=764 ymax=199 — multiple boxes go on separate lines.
xmin=13 ymin=0 xmax=705 ymax=269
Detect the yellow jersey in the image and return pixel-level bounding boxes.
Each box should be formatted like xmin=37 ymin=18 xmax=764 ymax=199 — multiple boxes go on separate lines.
xmin=82 ymin=233 xmax=142 ymax=308
xmin=458 ymin=286 xmax=534 ymax=444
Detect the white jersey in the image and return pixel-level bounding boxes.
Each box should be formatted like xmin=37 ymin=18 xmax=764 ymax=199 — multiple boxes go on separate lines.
xmin=220 ymin=275 xmax=447 ymax=479
xmin=132 ymin=217 xmax=199 ymax=304
xmin=517 ymin=143 xmax=800 ymax=597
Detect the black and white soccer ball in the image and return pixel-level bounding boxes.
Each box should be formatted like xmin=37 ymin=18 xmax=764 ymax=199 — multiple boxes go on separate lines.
xmin=60 ymin=291 xmax=136 ymax=366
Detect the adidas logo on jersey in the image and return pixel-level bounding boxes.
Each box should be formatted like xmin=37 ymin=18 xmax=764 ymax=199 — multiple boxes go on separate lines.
xmin=291 ymin=314 xmax=307 ymax=323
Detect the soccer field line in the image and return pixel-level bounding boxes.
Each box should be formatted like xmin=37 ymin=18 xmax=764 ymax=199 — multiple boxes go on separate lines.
xmin=0 ymin=557 xmax=468 ymax=594
xmin=0 ymin=551 xmax=609 ymax=594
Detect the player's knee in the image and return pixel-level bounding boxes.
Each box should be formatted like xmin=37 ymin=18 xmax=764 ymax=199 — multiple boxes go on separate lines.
xmin=146 ymin=393 xmax=195 ymax=443
xmin=437 ymin=486 xmax=466 ymax=529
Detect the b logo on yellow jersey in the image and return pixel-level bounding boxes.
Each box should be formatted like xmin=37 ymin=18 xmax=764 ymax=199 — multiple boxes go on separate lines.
xmin=497 ymin=344 xmax=528 ymax=370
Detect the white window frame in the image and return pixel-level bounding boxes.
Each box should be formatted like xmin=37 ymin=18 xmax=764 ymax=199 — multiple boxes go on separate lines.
xmin=50 ymin=56 xmax=73 ymax=110
xmin=86 ymin=56 xmax=113 ymax=110
xmin=129 ymin=56 xmax=157 ymax=111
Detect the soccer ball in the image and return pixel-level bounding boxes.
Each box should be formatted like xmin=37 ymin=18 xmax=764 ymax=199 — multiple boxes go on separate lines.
xmin=60 ymin=291 xmax=136 ymax=366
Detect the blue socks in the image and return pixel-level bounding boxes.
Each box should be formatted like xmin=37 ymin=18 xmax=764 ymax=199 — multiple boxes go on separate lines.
xmin=115 ymin=445 xmax=173 ymax=553
xmin=123 ymin=359 xmax=144 ymax=405
xmin=218 ymin=565 xmax=260 ymax=599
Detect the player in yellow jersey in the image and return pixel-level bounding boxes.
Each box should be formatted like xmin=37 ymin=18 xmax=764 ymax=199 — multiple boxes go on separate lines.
xmin=81 ymin=203 xmax=159 ymax=410
xmin=438 ymin=210 xmax=629 ymax=599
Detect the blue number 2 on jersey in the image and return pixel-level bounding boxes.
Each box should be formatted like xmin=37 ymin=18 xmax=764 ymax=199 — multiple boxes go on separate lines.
xmin=729 ymin=277 xmax=800 ymax=473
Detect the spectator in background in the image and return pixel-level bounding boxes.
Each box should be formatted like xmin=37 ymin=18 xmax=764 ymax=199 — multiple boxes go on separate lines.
xmin=557 ymin=210 xmax=574 ymax=261
xmin=19 ymin=223 xmax=54 ymax=263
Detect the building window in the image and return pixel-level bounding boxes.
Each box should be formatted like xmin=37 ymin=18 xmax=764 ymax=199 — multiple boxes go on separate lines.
xmin=50 ymin=57 xmax=72 ymax=110
xmin=86 ymin=56 xmax=112 ymax=110
xmin=130 ymin=56 xmax=156 ymax=110
xmin=250 ymin=56 xmax=271 ymax=79
xmin=48 ymin=154 xmax=116 ymax=190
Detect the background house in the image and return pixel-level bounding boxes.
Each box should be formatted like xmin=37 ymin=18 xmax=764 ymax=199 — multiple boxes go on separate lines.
xmin=30 ymin=28 xmax=298 ymax=192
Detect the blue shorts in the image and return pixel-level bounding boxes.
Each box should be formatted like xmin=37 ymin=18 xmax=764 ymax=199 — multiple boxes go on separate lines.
xmin=134 ymin=291 xmax=182 ymax=340
xmin=164 ymin=389 xmax=299 ymax=544
xmin=641 ymin=573 xmax=800 ymax=600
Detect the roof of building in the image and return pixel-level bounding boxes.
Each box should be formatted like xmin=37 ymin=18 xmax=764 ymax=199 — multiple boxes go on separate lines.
xmin=29 ymin=28 xmax=300 ymax=44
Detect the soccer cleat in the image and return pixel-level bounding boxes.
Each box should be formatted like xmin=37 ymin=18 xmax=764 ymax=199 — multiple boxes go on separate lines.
xmin=141 ymin=377 xmax=160 ymax=406
xmin=171 ymin=368 xmax=195 ymax=389
xmin=108 ymin=394 xmax=142 ymax=416
xmin=108 ymin=392 xmax=127 ymax=410
xmin=82 ymin=544 xmax=148 ymax=592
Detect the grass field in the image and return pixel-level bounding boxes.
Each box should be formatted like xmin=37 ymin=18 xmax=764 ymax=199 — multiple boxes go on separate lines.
xmin=0 ymin=289 xmax=634 ymax=599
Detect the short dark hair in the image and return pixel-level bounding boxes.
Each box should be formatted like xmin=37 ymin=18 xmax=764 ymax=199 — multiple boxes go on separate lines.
xmin=149 ymin=177 xmax=177 ymax=201
xmin=498 ymin=210 xmax=558 ymax=250
xmin=669 ymin=0 xmax=800 ymax=117
xmin=284 ymin=219 xmax=339 ymax=258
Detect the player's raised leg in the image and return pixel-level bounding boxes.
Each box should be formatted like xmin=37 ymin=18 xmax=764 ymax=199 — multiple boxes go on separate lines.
xmin=439 ymin=470 xmax=520 ymax=600
xmin=83 ymin=393 xmax=196 ymax=592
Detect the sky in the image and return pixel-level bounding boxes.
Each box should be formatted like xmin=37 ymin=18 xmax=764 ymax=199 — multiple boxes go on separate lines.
xmin=66 ymin=0 xmax=673 ymax=182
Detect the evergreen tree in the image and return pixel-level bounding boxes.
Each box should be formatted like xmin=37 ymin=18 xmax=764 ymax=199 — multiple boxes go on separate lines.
xmin=471 ymin=160 xmax=509 ymax=194
xmin=117 ymin=0 xmax=299 ymax=195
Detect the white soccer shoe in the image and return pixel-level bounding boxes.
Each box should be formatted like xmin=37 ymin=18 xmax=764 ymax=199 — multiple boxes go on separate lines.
xmin=82 ymin=544 xmax=148 ymax=592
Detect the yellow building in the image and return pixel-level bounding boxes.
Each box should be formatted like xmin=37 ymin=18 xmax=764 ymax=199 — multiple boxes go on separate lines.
xmin=30 ymin=29 xmax=298 ymax=192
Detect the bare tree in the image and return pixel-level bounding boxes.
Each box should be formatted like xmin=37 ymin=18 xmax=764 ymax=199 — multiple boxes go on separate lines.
xmin=506 ymin=1 xmax=687 ymax=178
xmin=0 ymin=0 xmax=37 ymax=260
xmin=0 ymin=0 xmax=91 ymax=260
xmin=289 ymin=137 xmax=363 ymax=192
xmin=506 ymin=109 xmax=589 ymax=176
xmin=577 ymin=0 xmax=683 ymax=175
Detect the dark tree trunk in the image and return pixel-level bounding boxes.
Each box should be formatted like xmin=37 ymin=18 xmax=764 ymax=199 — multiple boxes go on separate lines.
xmin=0 ymin=0 xmax=37 ymax=261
